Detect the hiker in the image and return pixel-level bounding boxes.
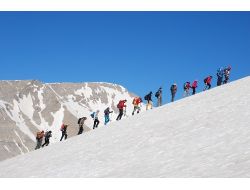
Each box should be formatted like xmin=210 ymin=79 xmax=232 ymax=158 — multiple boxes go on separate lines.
xmin=204 ymin=76 xmax=213 ymax=91
xmin=155 ymin=87 xmax=163 ymax=107
xmin=104 ymin=107 xmax=113 ymax=125
xmin=132 ymin=97 xmax=142 ymax=115
xmin=183 ymin=82 xmax=191 ymax=97
xmin=191 ymin=80 xmax=198 ymax=95
xmin=223 ymin=66 xmax=231 ymax=84
xmin=92 ymin=110 xmax=100 ymax=129
xmin=60 ymin=124 xmax=68 ymax=141
xmin=116 ymin=100 xmax=127 ymax=121
xmin=144 ymin=92 xmax=153 ymax=110
xmin=42 ymin=131 xmax=52 ymax=147
xmin=170 ymin=83 xmax=177 ymax=102
xmin=35 ymin=130 xmax=44 ymax=150
xmin=78 ymin=117 xmax=87 ymax=135
xmin=217 ymin=67 xmax=224 ymax=86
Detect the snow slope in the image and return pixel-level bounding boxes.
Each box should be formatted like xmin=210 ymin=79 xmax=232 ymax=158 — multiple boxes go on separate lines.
xmin=0 ymin=76 xmax=249 ymax=177
xmin=0 ymin=80 xmax=137 ymax=161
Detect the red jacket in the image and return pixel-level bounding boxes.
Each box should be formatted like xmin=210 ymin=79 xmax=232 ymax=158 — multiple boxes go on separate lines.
xmin=133 ymin=97 xmax=142 ymax=106
xmin=185 ymin=82 xmax=191 ymax=90
xmin=118 ymin=100 xmax=127 ymax=109
xmin=192 ymin=81 xmax=198 ymax=88
xmin=205 ymin=76 xmax=212 ymax=84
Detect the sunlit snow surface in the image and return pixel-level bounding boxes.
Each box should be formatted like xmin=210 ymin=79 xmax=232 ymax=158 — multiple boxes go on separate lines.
xmin=0 ymin=77 xmax=249 ymax=177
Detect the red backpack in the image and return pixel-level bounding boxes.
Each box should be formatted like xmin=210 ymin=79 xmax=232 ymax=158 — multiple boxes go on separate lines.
xmin=117 ymin=100 xmax=124 ymax=109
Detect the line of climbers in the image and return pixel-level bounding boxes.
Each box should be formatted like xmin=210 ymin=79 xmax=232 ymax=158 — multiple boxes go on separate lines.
xmin=34 ymin=66 xmax=231 ymax=150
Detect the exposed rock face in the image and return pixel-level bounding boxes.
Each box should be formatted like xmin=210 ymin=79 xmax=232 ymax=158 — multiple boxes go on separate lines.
xmin=0 ymin=80 xmax=136 ymax=161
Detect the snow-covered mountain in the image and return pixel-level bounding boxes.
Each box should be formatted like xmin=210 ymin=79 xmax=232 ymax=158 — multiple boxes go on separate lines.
xmin=0 ymin=80 xmax=137 ymax=161
xmin=0 ymin=76 xmax=249 ymax=177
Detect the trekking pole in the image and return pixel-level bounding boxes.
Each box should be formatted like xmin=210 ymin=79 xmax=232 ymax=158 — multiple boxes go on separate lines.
xmin=124 ymin=107 xmax=127 ymax=117
xmin=110 ymin=112 xmax=113 ymax=122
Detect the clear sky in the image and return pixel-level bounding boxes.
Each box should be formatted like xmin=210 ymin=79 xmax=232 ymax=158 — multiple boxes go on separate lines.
xmin=0 ymin=12 xmax=249 ymax=104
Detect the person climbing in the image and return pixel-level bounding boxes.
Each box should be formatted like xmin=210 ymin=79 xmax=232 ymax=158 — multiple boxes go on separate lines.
xmin=217 ymin=67 xmax=224 ymax=86
xmin=170 ymin=83 xmax=177 ymax=102
xmin=191 ymin=80 xmax=198 ymax=95
xmin=144 ymin=91 xmax=153 ymax=110
xmin=42 ymin=131 xmax=52 ymax=147
xmin=223 ymin=66 xmax=231 ymax=84
xmin=132 ymin=97 xmax=142 ymax=115
xmin=35 ymin=130 xmax=44 ymax=150
xmin=203 ymin=76 xmax=213 ymax=91
xmin=155 ymin=87 xmax=163 ymax=107
xmin=183 ymin=82 xmax=191 ymax=97
xmin=77 ymin=117 xmax=87 ymax=135
xmin=116 ymin=100 xmax=127 ymax=121
xmin=104 ymin=107 xmax=113 ymax=125
xmin=60 ymin=124 xmax=68 ymax=141
xmin=92 ymin=110 xmax=100 ymax=129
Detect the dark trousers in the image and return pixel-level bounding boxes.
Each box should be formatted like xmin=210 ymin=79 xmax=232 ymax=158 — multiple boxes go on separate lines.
xmin=223 ymin=76 xmax=229 ymax=84
xmin=60 ymin=132 xmax=68 ymax=141
xmin=116 ymin=109 xmax=123 ymax=120
xmin=132 ymin=106 xmax=140 ymax=115
xmin=42 ymin=138 xmax=50 ymax=147
xmin=171 ymin=92 xmax=176 ymax=102
xmin=93 ymin=119 xmax=100 ymax=129
xmin=192 ymin=87 xmax=196 ymax=95
xmin=204 ymin=83 xmax=211 ymax=90
xmin=78 ymin=126 xmax=83 ymax=135
xmin=35 ymin=139 xmax=43 ymax=150
xmin=217 ymin=77 xmax=223 ymax=86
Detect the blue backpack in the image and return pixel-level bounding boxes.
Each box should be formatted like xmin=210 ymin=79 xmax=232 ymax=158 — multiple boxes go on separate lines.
xmin=90 ymin=112 xmax=95 ymax=119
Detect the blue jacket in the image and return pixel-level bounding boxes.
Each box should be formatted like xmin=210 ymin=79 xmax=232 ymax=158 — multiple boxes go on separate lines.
xmin=217 ymin=68 xmax=224 ymax=78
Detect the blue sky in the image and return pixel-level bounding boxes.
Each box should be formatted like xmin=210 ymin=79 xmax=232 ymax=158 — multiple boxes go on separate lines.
xmin=0 ymin=12 xmax=249 ymax=104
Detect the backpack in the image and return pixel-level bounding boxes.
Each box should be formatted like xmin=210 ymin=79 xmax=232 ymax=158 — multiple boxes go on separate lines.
xmin=204 ymin=78 xmax=208 ymax=83
xmin=155 ymin=91 xmax=160 ymax=98
xmin=117 ymin=101 xmax=123 ymax=109
xmin=144 ymin=95 xmax=148 ymax=101
xmin=78 ymin=118 xmax=82 ymax=124
xmin=104 ymin=108 xmax=109 ymax=114
xmin=36 ymin=132 xmax=41 ymax=139
xmin=36 ymin=131 xmax=44 ymax=139
xmin=90 ymin=112 xmax=95 ymax=119
xmin=132 ymin=98 xmax=136 ymax=105
xmin=183 ymin=83 xmax=187 ymax=90
xmin=171 ymin=85 xmax=174 ymax=91
xmin=45 ymin=131 xmax=51 ymax=138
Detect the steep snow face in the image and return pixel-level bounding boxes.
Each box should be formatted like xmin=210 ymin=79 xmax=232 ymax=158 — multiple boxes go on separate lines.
xmin=0 ymin=81 xmax=137 ymax=161
xmin=0 ymin=77 xmax=249 ymax=178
